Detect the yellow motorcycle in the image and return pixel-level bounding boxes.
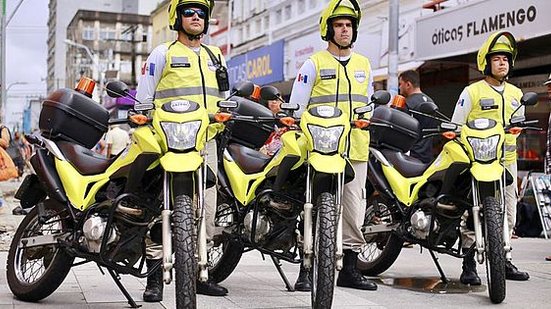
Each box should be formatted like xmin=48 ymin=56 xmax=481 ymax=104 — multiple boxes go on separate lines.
xmin=7 ymin=80 xmax=253 ymax=308
xmin=358 ymin=92 xmax=539 ymax=304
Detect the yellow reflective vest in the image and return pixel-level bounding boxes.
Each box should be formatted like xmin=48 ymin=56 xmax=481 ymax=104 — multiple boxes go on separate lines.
xmin=155 ymin=41 xmax=226 ymax=139
xmin=309 ymin=50 xmax=371 ymax=161
xmin=465 ymin=80 xmax=523 ymax=164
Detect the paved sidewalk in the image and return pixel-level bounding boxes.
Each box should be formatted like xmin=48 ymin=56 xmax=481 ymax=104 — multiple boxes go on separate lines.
xmin=1 ymin=237 xmax=550 ymax=308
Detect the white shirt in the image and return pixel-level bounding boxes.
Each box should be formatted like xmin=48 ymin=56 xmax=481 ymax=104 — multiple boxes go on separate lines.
xmin=105 ymin=126 xmax=130 ymax=156
xmin=289 ymin=53 xmax=374 ymax=117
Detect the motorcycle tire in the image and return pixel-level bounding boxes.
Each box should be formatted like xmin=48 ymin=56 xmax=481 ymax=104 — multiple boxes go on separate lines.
xmin=173 ymin=194 xmax=198 ymax=309
xmin=311 ymin=192 xmax=338 ymax=309
xmin=7 ymin=200 xmax=74 ymax=302
xmin=208 ymin=233 xmax=244 ymax=283
xmin=358 ymin=204 xmax=403 ymax=276
xmin=483 ymin=196 xmax=506 ymax=304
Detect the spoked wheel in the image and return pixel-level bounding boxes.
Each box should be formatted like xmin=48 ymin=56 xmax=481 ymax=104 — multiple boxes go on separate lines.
xmin=357 ymin=201 xmax=403 ymax=276
xmin=173 ymin=194 xmax=198 ymax=309
xmin=311 ymin=192 xmax=338 ymax=309
xmin=7 ymin=201 xmax=74 ymax=302
xmin=482 ymin=196 xmax=506 ymax=304
xmin=208 ymin=201 xmax=244 ymax=283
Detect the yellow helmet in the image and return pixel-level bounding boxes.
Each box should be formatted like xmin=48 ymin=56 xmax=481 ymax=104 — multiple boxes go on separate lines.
xmin=477 ymin=31 xmax=517 ymax=75
xmin=319 ymin=0 xmax=361 ymax=43
xmin=168 ymin=0 xmax=214 ymax=33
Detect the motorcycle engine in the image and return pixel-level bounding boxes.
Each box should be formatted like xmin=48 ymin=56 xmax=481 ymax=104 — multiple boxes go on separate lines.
xmin=82 ymin=214 xmax=119 ymax=253
xmin=243 ymin=195 xmax=298 ymax=251
xmin=409 ymin=209 xmax=439 ymax=239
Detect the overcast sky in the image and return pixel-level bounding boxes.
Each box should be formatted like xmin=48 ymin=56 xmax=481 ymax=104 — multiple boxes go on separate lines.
xmin=4 ymin=0 xmax=48 ymax=126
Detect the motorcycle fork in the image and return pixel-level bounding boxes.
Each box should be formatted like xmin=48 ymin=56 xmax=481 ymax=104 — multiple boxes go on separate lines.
xmin=471 ymin=178 xmax=485 ymax=264
xmin=162 ymin=171 xmax=173 ymax=284
xmin=303 ymin=164 xmax=313 ymax=269
xmin=499 ymin=173 xmax=512 ymax=260
xmin=196 ymin=158 xmax=209 ymax=282
xmin=335 ymin=171 xmax=344 ymax=271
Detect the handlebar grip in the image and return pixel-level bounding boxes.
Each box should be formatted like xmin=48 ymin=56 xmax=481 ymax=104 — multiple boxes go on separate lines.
xmin=108 ymin=118 xmax=128 ymax=125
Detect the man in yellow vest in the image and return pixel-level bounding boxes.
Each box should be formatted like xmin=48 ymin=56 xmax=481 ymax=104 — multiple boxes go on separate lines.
xmin=289 ymin=0 xmax=377 ymax=291
xmin=451 ymin=31 xmax=529 ymax=285
xmin=135 ymin=0 xmax=228 ymax=301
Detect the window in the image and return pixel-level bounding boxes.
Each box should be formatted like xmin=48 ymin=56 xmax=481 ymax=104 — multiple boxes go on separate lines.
xmin=298 ymin=0 xmax=305 ymax=12
xmin=99 ymin=28 xmax=116 ymax=41
xmin=310 ymin=0 xmax=317 ymax=9
xmin=255 ymin=19 xmax=262 ymax=35
xmin=284 ymin=5 xmax=292 ymax=20
xmin=245 ymin=24 xmax=250 ymax=39
xmin=264 ymin=15 xmax=270 ymax=31
xmin=82 ymin=26 xmax=94 ymax=40
xmin=275 ymin=9 xmax=282 ymax=24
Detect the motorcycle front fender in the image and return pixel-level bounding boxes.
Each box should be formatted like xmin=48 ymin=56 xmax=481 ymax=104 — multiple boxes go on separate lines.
xmin=160 ymin=152 xmax=203 ymax=172
xmin=309 ymin=152 xmax=345 ymax=174
xmin=470 ymin=160 xmax=503 ymax=182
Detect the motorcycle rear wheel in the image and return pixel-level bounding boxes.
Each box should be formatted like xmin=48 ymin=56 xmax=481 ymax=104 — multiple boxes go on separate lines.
xmin=482 ymin=196 xmax=506 ymax=304
xmin=311 ymin=192 xmax=337 ymax=309
xmin=357 ymin=202 xmax=403 ymax=276
xmin=173 ymin=194 xmax=198 ymax=309
xmin=7 ymin=200 xmax=74 ymax=302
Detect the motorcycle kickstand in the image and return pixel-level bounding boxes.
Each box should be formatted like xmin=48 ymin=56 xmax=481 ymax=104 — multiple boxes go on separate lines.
xmin=107 ymin=269 xmax=141 ymax=308
xmin=428 ymin=250 xmax=449 ymax=284
xmin=270 ymin=255 xmax=295 ymax=292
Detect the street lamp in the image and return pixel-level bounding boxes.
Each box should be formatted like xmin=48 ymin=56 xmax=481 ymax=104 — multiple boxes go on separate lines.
xmin=64 ymin=39 xmax=103 ymax=102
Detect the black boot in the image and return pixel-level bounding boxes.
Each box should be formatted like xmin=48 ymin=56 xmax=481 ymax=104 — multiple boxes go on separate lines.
xmin=336 ymin=250 xmax=378 ymax=290
xmin=294 ymin=264 xmax=312 ymax=292
xmin=143 ymin=259 xmax=163 ymax=302
xmin=505 ymin=261 xmax=529 ymax=281
xmin=197 ymin=279 xmax=228 ymax=296
xmin=460 ymin=249 xmax=481 ymax=285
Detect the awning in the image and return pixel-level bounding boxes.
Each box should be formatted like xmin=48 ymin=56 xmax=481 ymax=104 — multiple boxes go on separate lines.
xmin=371 ymin=61 xmax=425 ymax=82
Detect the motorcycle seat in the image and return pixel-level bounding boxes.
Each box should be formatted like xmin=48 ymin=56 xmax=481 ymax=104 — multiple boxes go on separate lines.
xmin=56 ymin=141 xmax=116 ymax=175
xmin=227 ymin=143 xmax=271 ymax=174
xmin=380 ymin=149 xmax=429 ymax=178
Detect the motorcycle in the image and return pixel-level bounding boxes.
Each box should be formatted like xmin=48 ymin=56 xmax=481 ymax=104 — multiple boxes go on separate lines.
xmin=6 ymin=80 xmax=253 ymax=308
xmin=358 ymin=92 xmax=539 ymax=304
xmin=207 ymin=85 xmax=390 ymax=308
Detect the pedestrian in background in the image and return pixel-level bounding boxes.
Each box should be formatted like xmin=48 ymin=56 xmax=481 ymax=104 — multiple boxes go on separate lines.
xmin=104 ymin=125 xmax=130 ymax=158
xmin=398 ymin=70 xmax=438 ymax=164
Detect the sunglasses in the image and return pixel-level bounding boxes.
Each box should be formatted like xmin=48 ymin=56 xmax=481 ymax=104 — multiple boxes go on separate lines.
xmin=182 ymin=8 xmax=206 ymax=19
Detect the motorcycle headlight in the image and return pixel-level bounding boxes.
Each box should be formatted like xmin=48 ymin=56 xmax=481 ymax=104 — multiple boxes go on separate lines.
xmin=307 ymin=124 xmax=344 ymax=154
xmin=160 ymin=120 xmax=202 ymax=151
xmin=467 ymin=135 xmax=500 ymax=162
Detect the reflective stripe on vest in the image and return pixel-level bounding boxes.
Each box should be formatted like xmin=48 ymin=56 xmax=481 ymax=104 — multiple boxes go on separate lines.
xmin=155 ymin=86 xmax=222 ymax=100
xmin=309 ymin=50 xmax=371 ymax=161
xmin=465 ymin=80 xmax=523 ymax=164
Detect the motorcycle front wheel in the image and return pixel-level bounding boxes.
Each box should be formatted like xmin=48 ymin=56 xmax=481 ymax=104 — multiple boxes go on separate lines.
xmin=311 ymin=192 xmax=338 ymax=309
xmin=482 ymin=196 xmax=506 ymax=304
xmin=357 ymin=201 xmax=403 ymax=276
xmin=7 ymin=200 xmax=74 ymax=302
xmin=173 ymin=194 xmax=198 ymax=308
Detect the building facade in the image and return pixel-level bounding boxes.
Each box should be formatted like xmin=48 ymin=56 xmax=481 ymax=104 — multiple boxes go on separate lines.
xmin=47 ymin=0 xmax=160 ymax=93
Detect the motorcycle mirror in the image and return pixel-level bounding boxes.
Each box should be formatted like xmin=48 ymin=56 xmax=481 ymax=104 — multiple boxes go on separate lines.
xmin=260 ymin=85 xmax=281 ymax=101
xmin=232 ymin=81 xmax=255 ymax=98
xmin=418 ymin=101 xmax=439 ymax=114
xmin=354 ymin=105 xmax=373 ymax=115
xmin=106 ymin=81 xmax=129 ymax=98
xmin=370 ymin=90 xmax=391 ymax=105
xmin=440 ymin=122 xmax=457 ymax=131
xmin=217 ymin=100 xmax=238 ymax=109
xmin=280 ymin=102 xmax=299 ymax=111
xmin=520 ymin=92 xmax=538 ymax=106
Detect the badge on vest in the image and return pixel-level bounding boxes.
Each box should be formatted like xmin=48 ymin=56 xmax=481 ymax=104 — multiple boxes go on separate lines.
xmin=354 ymin=70 xmax=366 ymax=83
xmin=207 ymin=60 xmax=217 ymax=72
xmin=320 ymin=69 xmax=336 ymax=80
xmin=171 ymin=56 xmax=191 ymax=68
xmin=479 ymin=98 xmax=497 ymax=110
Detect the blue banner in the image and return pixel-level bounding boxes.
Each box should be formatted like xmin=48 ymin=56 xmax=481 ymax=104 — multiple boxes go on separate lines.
xmin=227 ymin=40 xmax=284 ymax=86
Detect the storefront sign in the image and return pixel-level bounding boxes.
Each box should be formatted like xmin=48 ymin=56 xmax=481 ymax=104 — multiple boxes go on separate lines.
xmin=286 ymin=31 xmax=325 ymax=79
xmin=227 ymin=40 xmax=284 ymax=86
xmin=416 ymin=0 xmax=551 ymax=60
